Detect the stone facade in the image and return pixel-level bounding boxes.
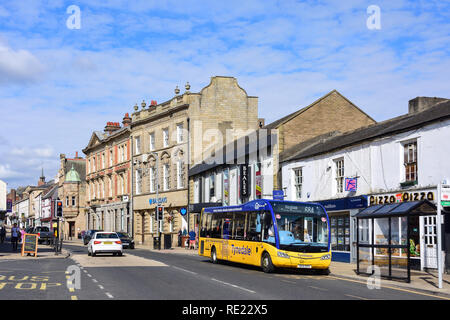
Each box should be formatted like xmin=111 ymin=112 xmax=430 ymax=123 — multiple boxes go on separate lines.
xmin=131 ymin=76 xmax=259 ymax=248
xmin=57 ymin=153 xmax=86 ymax=239
xmin=82 ymin=114 xmax=132 ymax=234
xmin=265 ymin=90 xmax=376 ymax=189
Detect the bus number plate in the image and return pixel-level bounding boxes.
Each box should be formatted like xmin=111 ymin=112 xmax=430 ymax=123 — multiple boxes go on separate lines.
xmin=297 ymin=265 xmax=312 ymax=269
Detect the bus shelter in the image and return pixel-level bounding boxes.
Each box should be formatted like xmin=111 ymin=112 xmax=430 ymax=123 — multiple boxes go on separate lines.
xmin=355 ymin=200 xmax=437 ymax=283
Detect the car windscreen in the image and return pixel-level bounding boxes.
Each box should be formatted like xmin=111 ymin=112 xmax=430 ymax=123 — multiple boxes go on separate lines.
xmin=116 ymin=233 xmax=127 ymax=238
xmin=95 ymin=233 xmax=119 ymax=239
xmin=38 ymin=227 xmax=49 ymax=232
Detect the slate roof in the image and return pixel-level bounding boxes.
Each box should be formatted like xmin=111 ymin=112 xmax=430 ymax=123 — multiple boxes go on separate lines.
xmin=281 ymin=100 xmax=450 ymax=163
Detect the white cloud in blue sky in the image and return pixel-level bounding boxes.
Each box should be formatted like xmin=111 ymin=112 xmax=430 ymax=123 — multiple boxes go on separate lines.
xmin=0 ymin=0 xmax=449 ymax=188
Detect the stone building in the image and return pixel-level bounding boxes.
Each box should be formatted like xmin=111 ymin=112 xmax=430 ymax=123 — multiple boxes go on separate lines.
xmin=57 ymin=153 xmax=86 ymax=239
xmin=131 ymin=76 xmax=259 ymax=248
xmin=264 ymin=89 xmax=376 ymax=189
xmin=82 ymin=114 xmax=132 ymax=233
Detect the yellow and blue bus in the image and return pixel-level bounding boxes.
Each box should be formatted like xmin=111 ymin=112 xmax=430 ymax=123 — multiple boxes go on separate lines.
xmin=198 ymin=200 xmax=331 ymax=273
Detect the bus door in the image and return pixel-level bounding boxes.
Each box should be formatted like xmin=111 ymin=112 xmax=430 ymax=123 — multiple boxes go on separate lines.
xmin=245 ymin=212 xmax=263 ymax=266
xmin=221 ymin=215 xmax=233 ymax=260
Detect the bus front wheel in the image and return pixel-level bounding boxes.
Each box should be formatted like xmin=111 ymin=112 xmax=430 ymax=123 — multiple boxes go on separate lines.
xmin=210 ymin=247 xmax=218 ymax=264
xmin=261 ymin=252 xmax=275 ymax=273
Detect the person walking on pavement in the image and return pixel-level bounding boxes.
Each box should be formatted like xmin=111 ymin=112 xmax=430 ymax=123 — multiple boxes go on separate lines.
xmin=11 ymin=223 xmax=20 ymax=251
xmin=0 ymin=224 xmax=6 ymax=243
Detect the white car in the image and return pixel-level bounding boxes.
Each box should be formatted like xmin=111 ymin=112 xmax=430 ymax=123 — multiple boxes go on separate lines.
xmin=88 ymin=232 xmax=123 ymax=257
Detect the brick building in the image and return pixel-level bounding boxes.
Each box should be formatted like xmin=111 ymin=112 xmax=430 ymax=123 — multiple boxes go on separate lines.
xmin=83 ymin=114 xmax=132 ymax=234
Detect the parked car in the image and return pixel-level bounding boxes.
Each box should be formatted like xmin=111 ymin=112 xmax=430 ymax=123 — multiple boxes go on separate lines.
xmin=87 ymin=232 xmax=123 ymax=257
xmin=30 ymin=226 xmax=54 ymax=244
xmin=83 ymin=229 xmax=102 ymax=245
xmin=116 ymin=232 xmax=135 ymax=249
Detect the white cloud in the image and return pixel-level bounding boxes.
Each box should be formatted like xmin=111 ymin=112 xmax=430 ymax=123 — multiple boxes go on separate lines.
xmin=0 ymin=41 xmax=45 ymax=84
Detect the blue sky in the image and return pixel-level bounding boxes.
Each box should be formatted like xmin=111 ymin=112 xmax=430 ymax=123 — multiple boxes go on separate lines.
xmin=0 ymin=0 xmax=449 ymax=189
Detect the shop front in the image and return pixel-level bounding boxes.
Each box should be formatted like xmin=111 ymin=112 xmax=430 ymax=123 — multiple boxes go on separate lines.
xmin=366 ymin=189 xmax=441 ymax=271
xmin=314 ymin=196 xmax=367 ymax=263
xmin=355 ymin=200 xmax=438 ymax=282
xmin=133 ymin=190 xmax=188 ymax=249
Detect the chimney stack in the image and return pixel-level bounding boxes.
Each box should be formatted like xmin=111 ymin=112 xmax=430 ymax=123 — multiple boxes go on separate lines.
xmin=408 ymin=97 xmax=449 ymax=114
xmin=104 ymin=122 xmax=121 ymax=135
xmin=122 ymin=113 xmax=132 ymax=127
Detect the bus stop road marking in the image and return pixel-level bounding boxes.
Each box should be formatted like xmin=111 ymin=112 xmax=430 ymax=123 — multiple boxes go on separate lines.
xmin=308 ymin=286 xmax=328 ymax=291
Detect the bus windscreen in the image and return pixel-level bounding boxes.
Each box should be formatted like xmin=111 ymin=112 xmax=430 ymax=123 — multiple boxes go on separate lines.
xmin=270 ymin=202 xmax=329 ymax=253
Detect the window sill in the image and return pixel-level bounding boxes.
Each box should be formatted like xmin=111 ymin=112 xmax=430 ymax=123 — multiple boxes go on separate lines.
xmin=400 ymin=180 xmax=417 ymax=188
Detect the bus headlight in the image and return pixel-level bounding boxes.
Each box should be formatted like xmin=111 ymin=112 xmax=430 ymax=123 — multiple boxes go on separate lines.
xmin=277 ymin=251 xmax=290 ymax=259
xmin=320 ymin=254 xmax=331 ymax=260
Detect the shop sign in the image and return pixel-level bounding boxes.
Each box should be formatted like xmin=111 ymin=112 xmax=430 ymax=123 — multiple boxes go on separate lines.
xmin=368 ymin=190 xmax=435 ymax=205
xmin=149 ymin=197 xmax=168 ymax=205
xmin=442 ymin=185 xmax=450 ymax=207
xmin=240 ymin=165 xmax=249 ymax=198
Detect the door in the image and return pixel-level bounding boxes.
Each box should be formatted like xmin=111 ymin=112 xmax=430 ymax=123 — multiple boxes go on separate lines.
xmin=421 ymin=216 xmax=437 ymax=269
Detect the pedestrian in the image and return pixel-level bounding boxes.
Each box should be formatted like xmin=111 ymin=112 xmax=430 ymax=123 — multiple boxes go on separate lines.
xmin=0 ymin=224 xmax=6 ymax=243
xmin=11 ymin=223 xmax=20 ymax=251
xmin=189 ymin=229 xmax=196 ymax=250
xmin=177 ymin=229 xmax=182 ymax=247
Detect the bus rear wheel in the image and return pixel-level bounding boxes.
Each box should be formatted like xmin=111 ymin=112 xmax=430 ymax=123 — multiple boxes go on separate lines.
xmin=210 ymin=247 xmax=218 ymax=264
xmin=261 ymin=252 xmax=275 ymax=273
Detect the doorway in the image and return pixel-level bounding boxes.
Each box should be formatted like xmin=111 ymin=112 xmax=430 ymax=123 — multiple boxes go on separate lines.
xmin=420 ymin=216 xmax=438 ymax=269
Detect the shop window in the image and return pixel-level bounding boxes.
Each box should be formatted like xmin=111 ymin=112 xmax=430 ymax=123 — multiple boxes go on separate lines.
xmin=330 ymin=214 xmax=350 ymax=251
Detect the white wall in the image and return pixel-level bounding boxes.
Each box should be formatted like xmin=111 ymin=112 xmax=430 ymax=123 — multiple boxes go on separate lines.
xmin=0 ymin=180 xmax=6 ymax=211
xmin=282 ymin=118 xmax=450 ymax=201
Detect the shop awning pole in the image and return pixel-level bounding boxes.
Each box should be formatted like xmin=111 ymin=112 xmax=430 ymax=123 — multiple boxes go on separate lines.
xmin=437 ymin=183 xmax=443 ymax=289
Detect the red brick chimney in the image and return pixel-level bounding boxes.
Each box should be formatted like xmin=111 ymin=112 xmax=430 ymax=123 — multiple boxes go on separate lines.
xmin=104 ymin=122 xmax=121 ymax=135
xmin=122 ymin=113 xmax=132 ymax=127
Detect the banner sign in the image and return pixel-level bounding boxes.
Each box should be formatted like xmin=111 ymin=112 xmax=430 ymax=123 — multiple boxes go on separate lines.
xmin=240 ymin=165 xmax=249 ymax=198
xmin=273 ymin=190 xmax=284 ymax=201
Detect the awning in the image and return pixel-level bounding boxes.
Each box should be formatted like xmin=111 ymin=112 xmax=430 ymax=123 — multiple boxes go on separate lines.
xmin=355 ymin=200 xmax=436 ymax=219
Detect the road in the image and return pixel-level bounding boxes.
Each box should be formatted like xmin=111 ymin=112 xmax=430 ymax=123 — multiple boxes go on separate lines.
xmin=1 ymin=240 xmax=449 ymax=302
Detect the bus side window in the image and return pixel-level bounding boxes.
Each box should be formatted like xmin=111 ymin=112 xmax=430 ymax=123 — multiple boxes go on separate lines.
xmin=262 ymin=212 xmax=274 ymax=241
xmin=233 ymin=212 xmax=246 ymax=240
xmin=211 ymin=213 xmax=221 ymax=239
xmin=246 ymin=212 xmax=261 ymax=242
xmin=200 ymin=213 xmax=207 ymax=237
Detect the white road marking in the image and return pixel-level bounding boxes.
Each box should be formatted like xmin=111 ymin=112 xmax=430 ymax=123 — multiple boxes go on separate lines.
xmin=98 ymin=285 xmax=104 ymax=290
xmin=345 ymin=294 xmax=370 ymax=300
xmin=308 ymin=286 xmax=328 ymax=291
xmin=92 ymin=279 xmax=98 ymax=283
xmin=211 ymin=278 xmax=256 ymax=294
xmin=105 ymin=292 xmax=114 ymax=299
xmin=87 ymin=274 xmax=92 ymax=278
xmin=171 ymin=266 xmax=198 ymax=275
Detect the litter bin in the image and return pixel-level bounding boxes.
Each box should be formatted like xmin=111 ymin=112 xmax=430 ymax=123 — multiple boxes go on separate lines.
xmin=153 ymin=236 xmax=160 ymax=250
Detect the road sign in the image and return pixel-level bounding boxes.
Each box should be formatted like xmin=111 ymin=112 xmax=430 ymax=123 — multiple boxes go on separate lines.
xmin=273 ymin=190 xmax=284 ymax=201
xmin=441 ymin=184 xmax=450 ymax=207
xmin=180 ymin=208 xmax=187 ymax=216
